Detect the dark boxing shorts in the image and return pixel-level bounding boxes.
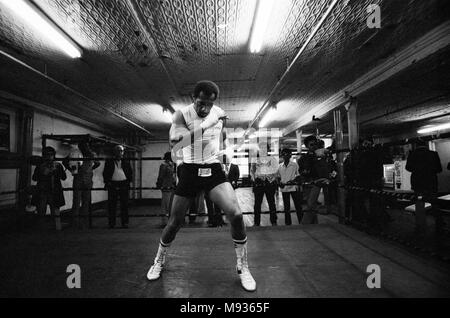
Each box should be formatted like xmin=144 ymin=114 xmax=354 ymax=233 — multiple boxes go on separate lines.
xmin=175 ymin=163 xmax=228 ymax=197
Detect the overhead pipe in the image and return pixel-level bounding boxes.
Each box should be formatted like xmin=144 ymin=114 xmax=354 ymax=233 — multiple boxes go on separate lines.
xmin=0 ymin=49 xmax=152 ymax=135
xmin=246 ymin=0 xmax=340 ymax=134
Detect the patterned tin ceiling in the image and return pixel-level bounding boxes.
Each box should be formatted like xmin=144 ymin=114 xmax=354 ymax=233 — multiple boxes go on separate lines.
xmin=0 ymin=0 xmax=449 ymax=141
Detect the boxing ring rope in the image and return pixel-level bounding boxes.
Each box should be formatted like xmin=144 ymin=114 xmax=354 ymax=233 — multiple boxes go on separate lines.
xmin=4 ymin=182 xmax=449 ymax=205
xmin=4 ymin=152 xmax=449 ymax=228
xmin=345 ymin=186 xmax=450 ymax=209
xmin=3 ymin=182 xmax=449 ymax=205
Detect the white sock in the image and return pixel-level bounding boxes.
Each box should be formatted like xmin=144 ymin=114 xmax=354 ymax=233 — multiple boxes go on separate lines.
xmin=233 ymin=237 xmax=248 ymax=270
xmin=154 ymin=240 xmax=171 ymax=264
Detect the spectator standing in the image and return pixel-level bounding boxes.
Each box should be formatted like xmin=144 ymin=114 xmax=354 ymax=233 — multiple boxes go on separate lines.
xmin=103 ymin=145 xmax=133 ymax=229
xmin=156 ymin=152 xmax=176 ymax=228
xmin=352 ymin=137 xmax=384 ymax=231
xmin=277 ymin=148 xmax=303 ymax=225
xmin=32 ymin=146 xmax=67 ymax=230
xmin=406 ymin=139 xmax=443 ymax=234
xmin=298 ymin=136 xmax=336 ymax=224
xmin=64 ymin=142 xmax=100 ymax=229
xmin=250 ymin=149 xmax=279 ymax=226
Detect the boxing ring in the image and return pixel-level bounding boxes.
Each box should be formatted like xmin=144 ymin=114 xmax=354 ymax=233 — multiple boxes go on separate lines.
xmin=1 ymin=219 xmax=449 ymax=298
xmin=2 ymin=134 xmax=450 ymax=298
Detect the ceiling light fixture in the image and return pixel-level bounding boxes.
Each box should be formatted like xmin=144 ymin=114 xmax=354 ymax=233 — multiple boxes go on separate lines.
xmin=249 ymin=0 xmax=274 ymax=53
xmin=163 ymin=108 xmax=174 ymax=123
xmin=258 ymin=106 xmax=276 ymax=128
xmin=417 ymin=123 xmax=450 ymax=134
xmin=1 ymin=0 xmax=82 ymax=58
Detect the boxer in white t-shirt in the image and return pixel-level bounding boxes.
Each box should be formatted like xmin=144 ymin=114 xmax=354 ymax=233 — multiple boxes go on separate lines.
xmin=146 ymin=81 xmax=256 ymax=292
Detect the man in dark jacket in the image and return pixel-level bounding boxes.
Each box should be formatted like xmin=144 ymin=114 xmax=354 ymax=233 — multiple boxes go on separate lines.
xmin=298 ymin=136 xmax=336 ymax=224
xmin=406 ymin=139 xmax=443 ymax=234
xmin=33 ymin=146 xmax=67 ymax=230
xmin=227 ymin=162 xmax=240 ymax=189
xmin=103 ymin=145 xmax=133 ymax=228
xmin=406 ymin=139 xmax=442 ymax=194
xmin=351 ymin=138 xmax=384 ymax=230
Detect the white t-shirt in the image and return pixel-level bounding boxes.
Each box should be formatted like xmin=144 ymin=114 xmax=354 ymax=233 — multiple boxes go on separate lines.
xmin=111 ymin=160 xmax=127 ymax=181
xmin=278 ymin=161 xmax=299 ymax=192
xmin=179 ymin=103 xmax=225 ymax=164
xmin=251 ymin=156 xmax=279 ymax=183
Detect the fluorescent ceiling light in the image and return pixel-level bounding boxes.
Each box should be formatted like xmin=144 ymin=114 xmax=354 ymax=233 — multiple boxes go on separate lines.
xmin=258 ymin=107 xmax=276 ymax=128
xmin=1 ymin=0 xmax=82 ymax=58
xmin=163 ymin=109 xmax=173 ymax=123
xmin=249 ymin=0 xmax=274 ymax=53
xmin=417 ymin=123 xmax=450 ymax=134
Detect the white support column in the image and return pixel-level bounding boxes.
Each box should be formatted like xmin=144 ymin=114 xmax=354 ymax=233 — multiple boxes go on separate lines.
xmin=345 ymin=98 xmax=359 ymax=150
xmin=334 ymin=110 xmax=345 ymax=224
xmin=296 ymin=129 xmax=303 ymax=154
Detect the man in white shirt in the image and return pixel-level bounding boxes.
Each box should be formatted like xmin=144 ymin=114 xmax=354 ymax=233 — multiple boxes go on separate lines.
xmin=250 ymin=150 xmax=279 ymax=226
xmin=146 ymin=81 xmax=256 ymax=292
xmin=278 ymin=148 xmax=303 ymax=225
xmin=103 ymin=145 xmax=132 ymax=229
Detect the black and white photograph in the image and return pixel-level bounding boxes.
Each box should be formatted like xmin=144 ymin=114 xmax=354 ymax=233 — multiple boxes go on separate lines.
xmin=0 ymin=112 xmax=10 ymax=152
xmin=0 ymin=0 xmax=450 ymax=306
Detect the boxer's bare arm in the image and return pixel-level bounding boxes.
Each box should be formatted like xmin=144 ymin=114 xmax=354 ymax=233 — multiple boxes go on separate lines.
xmin=170 ymin=109 xmax=227 ymax=148
xmin=169 ymin=110 xmax=203 ymax=147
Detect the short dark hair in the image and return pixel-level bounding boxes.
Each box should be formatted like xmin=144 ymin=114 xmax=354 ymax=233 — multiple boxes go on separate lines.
xmin=281 ymin=148 xmax=292 ymax=156
xmin=304 ymin=135 xmax=318 ymax=147
xmin=193 ymin=80 xmax=219 ymax=100
xmin=43 ymin=146 xmax=56 ymax=155
xmin=416 ymin=138 xmax=427 ymax=147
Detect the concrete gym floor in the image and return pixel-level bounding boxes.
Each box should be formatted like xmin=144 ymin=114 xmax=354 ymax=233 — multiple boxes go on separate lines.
xmin=1 ymin=212 xmax=450 ymax=298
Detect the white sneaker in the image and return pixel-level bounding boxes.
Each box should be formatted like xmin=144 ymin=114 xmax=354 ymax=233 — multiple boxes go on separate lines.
xmin=147 ymin=261 xmax=163 ymax=281
xmin=147 ymin=242 xmax=170 ymax=281
xmin=237 ymin=265 xmax=256 ymax=292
